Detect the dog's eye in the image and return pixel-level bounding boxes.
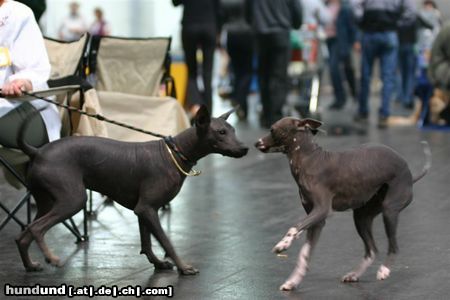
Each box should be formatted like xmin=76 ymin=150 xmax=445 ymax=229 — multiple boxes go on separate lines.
xmin=218 ymin=129 xmax=226 ymax=135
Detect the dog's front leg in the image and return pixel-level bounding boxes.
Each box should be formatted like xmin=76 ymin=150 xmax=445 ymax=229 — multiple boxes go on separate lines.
xmin=135 ymin=205 xmax=199 ymax=275
xmin=138 ymin=218 xmax=174 ymax=270
xmin=280 ymin=220 xmax=325 ymax=291
xmin=273 ymin=206 xmax=329 ymax=254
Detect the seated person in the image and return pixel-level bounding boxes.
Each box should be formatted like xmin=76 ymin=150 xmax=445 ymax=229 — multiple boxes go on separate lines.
xmin=0 ymin=0 xmax=60 ymax=149
xmin=428 ymin=22 xmax=450 ymax=125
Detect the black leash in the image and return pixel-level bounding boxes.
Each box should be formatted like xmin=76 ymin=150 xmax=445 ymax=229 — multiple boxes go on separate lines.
xmin=19 ymin=90 xmax=198 ymax=169
xmin=21 ymin=90 xmax=168 ymax=139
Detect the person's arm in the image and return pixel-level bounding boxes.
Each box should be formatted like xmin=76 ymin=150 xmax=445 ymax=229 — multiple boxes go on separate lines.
xmin=429 ymin=26 xmax=450 ymax=90
xmin=291 ymin=0 xmax=303 ymax=30
xmin=172 ymin=0 xmax=183 ymax=7
xmin=398 ymin=0 xmax=416 ymax=28
xmin=7 ymin=6 xmax=51 ymax=93
xmin=349 ymin=0 xmax=364 ymax=25
xmin=316 ymin=0 xmax=332 ymax=26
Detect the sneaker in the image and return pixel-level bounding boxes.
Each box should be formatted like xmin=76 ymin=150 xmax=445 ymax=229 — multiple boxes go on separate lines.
xmin=377 ymin=116 xmax=389 ymax=129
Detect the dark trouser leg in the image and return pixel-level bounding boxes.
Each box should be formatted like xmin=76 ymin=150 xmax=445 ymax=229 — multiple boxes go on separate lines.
xmin=399 ymin=44 xmax=416 ymax=107
xmin=227 ymin=32 xmax=254 ymax=117
xmin=379 ymin=32 xmax=398 ymax=118
xmin=0 ymin=102 xmax=48 ymax=149
xmin=358 ymin=33 xmax=377 ymax=117
xmin=182 ymin=28 xmax=202 ymax=108
xmin=257 ymin=36 xmax=271 ymax=126
xmin=266 ymin=32 xmax=290 ymax=124
xmin=327 ymin=38 xmax=346 ymax=107
xmin=200 ymin=27 xmax=217 ymax=113
xmin=343 ymin=53 xmax=357 ymax=99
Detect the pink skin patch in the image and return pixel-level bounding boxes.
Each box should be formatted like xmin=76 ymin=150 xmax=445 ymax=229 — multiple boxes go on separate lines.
xmin=377 ymin=265 xmax=391 ymax=280
xmin=280 ymin=243 xmax=311 ymax=291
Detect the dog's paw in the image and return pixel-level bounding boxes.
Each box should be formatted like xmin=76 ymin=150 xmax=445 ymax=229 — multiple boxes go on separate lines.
xmin=341 ymin=272 xmax=359 ymax=283
xmin=279 ymin=281 xmax=296 ymax=291
xmin=178 ymin=264 xmax=199 ymax=275
xmin=376 ymin=265 xmax=390 ymax=280
xmin=272 ymin=242 xmax=288 ymax=254
xmin=45 ymin=256 xmax=62 ymax=267
xmin=26 ymin=261 xmax=43 ymax=272
xmin=154 ymin=260 xmax=174 ymax=270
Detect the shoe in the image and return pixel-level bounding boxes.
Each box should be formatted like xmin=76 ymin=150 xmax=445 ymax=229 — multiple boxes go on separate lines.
xmin=329 ymin=102 xmax=345 ymax=110
xmin=377 ymin=116 xmax=389 ymax=129
xmin=353 ymin=113 xmax=368 ymax=124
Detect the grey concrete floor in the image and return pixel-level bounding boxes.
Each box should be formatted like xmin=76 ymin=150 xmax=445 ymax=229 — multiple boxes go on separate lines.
xmin=1 ymin=93 xmax=450 ymax=300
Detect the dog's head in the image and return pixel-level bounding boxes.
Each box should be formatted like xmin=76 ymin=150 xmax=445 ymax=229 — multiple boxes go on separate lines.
xmin=193 ymin=105 xmax=249 ymax=158
xmin=255 ymin=117 xmax=322 ymax=153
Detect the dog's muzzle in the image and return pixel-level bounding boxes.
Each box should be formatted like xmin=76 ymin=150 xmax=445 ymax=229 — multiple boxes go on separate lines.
xmin=255 ymin=139 xmax=285 ymax=153
xmin=255 ymin=139 xmax=268 ymax=153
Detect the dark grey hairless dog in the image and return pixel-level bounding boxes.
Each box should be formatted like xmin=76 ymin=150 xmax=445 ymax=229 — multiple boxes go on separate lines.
xmin=255 ymin=117 xmax=431 ymax=291
xmin=15 ymin=105 xmax=248 ymax=274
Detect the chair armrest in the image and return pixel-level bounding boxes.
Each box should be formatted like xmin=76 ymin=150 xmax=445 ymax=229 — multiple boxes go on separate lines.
xmin=0 ymin=85 xmax=81 ymax=102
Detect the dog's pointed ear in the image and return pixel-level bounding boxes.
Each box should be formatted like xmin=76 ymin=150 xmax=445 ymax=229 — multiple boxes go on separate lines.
xmin=302 ymin=118 xmax=323 ymax=129
xmin=218 ymin=106 xmax=238 ymax=120
xmin=194 ymin=105 xmax=211 ymax=132
xmin=296 ymin=118 xmax=323 ymax=135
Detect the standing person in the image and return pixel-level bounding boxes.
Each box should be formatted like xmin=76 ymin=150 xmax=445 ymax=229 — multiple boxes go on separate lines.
xmin=89 ymin=7 xmax=110 ymax=37
xmin=301 ymin=0 xmax=330 ymax=26
xmin=351 ymin=0 xmax=416 ymax=128
xmin=325 ymin=0 xmax=358 ymax=110
xmin=221 ymin=0 xmax=254 ymax=120
xmin=58 ymin=1 xmax=86 ymax=42
xmin=247 ymin=0 xmax=302 ymax=127
xmin=172 ymin=0 xmax=221 ymax=116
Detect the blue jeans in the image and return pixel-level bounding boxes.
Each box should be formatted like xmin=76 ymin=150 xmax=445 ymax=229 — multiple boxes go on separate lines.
xmin=359 ymin=31 xmax=399 ymax=118
xmin=397 ymin=44 xmax=417 ymax=106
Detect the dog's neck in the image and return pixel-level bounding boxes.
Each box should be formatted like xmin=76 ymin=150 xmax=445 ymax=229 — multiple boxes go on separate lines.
xmin=170 ymin=128 xmax=208 ymax=166
xmin=286 ymin=132 xmax=321 ymax=163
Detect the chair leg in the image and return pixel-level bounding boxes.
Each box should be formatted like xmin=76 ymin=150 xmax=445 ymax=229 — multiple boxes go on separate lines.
xmin=0 ymin=192 xmax=31 ymax=230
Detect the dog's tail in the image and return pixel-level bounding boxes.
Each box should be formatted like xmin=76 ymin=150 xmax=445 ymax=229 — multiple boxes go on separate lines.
xmin=413 ymin=141 xmax=431 ymax=184
xmin=16 ymin=107 xmax=45 ymax=158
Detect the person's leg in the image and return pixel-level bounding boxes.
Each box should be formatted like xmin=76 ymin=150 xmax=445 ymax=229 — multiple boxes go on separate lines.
xmin=343 ymin=53 xmax=357 ymax=100
xmin=379 ymin=32 xmax=399 ymax=119
xmin=403 ymin=44 xmax=416 ymax=108
xmin=257 ymin=34 xmax=271 ymax=127
xmin=267 ymin=31 xmax=290 ymax=124
xmin=182 ymin=27 xmax=202 ymax=110
xmin=228 ymin=32 xmax=254 ymax=118
xmin=358 ymin=33 xmax=377 ymax=118
xmin=327 ymin=38 xmax=346 ymax=108
xmin=200 ymin=27 xmax=217 ymax=113
xmin=0 ymin=102 xmax=48 ymax=149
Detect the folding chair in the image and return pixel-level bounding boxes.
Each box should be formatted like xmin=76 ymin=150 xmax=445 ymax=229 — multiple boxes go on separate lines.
xmin=88 ymin=36 xmax=190 ymax=142
xmin=0 ymin=34 xmax=96 ymax=242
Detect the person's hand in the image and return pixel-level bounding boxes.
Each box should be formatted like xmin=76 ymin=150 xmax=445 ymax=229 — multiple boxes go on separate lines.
xmin=353 ymin=42 xmax=361 ymax=53
xmin=1 ymin=79 xmax=33 ymax=97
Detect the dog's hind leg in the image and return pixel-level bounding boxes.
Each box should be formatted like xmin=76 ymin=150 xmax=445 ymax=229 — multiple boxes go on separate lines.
xmin=280 ymin=220 xmax=325 ymax=291
xmin=342 ymin=206 xmax=381 ymax=282
xmin=377 ymin=180 xmax=412 ymax=281
xmin=138 ymin=217 xmax=174 ymax=270
xmin=23 ymin=187 xmax=85 ymax=269
xmin=15 ymin=190 xmax=55 ymax=272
